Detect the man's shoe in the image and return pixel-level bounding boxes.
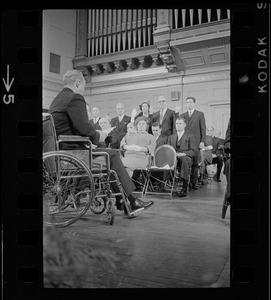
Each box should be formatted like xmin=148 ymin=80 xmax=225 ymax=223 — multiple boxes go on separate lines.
xmin=178 ymin=189 xmax=187 ymax=197
xmin=136 ymin=198 xmax=154 ymax=210
xmin=191 ymin=183 xmax=199 ymax=190
xmin=130 ymin=199 xmax=154 ymax=211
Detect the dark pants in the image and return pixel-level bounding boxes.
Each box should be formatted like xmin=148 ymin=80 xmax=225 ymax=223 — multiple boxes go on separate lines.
xmin=177 ymin=156 xmax=193 ymax=182
xmin=191 ymin=149 xmax=200 ymax=184
xmin=212 ymin=155 xmax=223 ymax=178
xmin=224 ymin=158 xmax=230 ymax=199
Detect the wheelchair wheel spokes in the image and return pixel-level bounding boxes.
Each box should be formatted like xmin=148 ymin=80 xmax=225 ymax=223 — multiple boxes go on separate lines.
xmin=43 ymin=151 xmax=95 ymax=227
xmin=90 ymin=196 xmax=107 ymax=214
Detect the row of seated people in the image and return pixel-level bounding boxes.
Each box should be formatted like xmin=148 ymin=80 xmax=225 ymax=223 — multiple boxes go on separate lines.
xmin=94 ymin=113 xmax=224 ymax=198
xmin=86 ymin=97 xmax=225 ymax=191
xmin=86 ymin=97 xmax=224 ymax=150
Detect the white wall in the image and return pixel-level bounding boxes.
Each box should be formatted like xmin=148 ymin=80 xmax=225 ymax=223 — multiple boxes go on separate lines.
xmin=42 ymin=9 xmax=76 ymax=109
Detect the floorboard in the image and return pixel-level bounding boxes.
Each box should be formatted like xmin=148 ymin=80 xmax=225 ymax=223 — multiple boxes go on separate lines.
xmin=45 ymin=176 xmax=230 ymax=288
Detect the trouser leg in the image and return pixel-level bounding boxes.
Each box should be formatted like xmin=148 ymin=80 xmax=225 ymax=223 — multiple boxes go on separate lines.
xmin=224 ymin=158 xmax=231 ymax=199
xmin=213 ymin=156 xmax=223 ymax=178
xmin=177 ymin=156 xmax=192 ymax=182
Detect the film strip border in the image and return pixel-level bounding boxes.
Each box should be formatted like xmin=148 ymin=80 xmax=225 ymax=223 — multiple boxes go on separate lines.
xmin=1 ymin=6 xmax=269 ymax=299
xmin=231 ymin=4 xmax=269 ymax=299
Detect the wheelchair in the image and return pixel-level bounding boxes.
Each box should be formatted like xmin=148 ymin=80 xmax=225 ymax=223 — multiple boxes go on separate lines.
xmin=43 ymin=113 xmax=141 ymax=227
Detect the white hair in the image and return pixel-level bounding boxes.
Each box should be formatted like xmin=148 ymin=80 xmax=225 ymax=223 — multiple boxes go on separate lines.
xmin=62 ymin=70 xmax=84 ymax=85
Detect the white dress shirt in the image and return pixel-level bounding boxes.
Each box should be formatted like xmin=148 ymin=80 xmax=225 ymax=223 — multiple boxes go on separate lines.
xmin=177 ymin=131 xmax=184 ymax=140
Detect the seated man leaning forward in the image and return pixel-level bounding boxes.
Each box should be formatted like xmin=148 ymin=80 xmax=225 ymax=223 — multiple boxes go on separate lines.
xmin=97 ymin=117 xmax=119 ymax=148
xmin=48 ymin=69 xmax=153 ymax=213
xmin=120 ymin=116 xmax=156 ymax=177
xmin=167 ymin=117 xmax=196 ymax=197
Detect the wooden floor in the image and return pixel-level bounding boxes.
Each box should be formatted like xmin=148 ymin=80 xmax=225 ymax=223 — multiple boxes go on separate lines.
xmin=55 ymin=176 xmax=230 ymax=288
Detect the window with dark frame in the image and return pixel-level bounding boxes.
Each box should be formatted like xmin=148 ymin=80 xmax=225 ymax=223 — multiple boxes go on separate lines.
xmin=49 ymin=53 xmax=61 ymax=74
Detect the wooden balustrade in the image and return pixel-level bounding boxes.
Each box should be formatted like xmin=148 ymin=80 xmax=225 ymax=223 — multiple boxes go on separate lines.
xmin=171 ymin=8 xmax=230 ymax=29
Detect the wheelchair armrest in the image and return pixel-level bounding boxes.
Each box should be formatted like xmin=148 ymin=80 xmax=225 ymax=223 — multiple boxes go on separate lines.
xmin=57 ymin=135 xmax=92 ymax=149
xmin=92 ymin=151 xmax=111 ymax=171
xmin=58 ymin=135 xmax=91 ymax=143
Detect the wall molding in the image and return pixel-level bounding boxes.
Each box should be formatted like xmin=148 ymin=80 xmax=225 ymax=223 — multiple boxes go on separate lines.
xmin=43 ymin=77 xmax=63 ymax=92
xmin=89 ymin=69 xmax=230 ymax=95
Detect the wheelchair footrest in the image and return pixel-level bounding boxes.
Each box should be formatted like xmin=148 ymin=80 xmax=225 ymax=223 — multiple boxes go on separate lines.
xmin=128 ymin=207 xmax=144 ymax=218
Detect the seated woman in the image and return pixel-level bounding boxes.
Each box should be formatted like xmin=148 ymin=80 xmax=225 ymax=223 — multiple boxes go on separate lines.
xmin=120 ymin=116 xmax=156 ymax=177
xmin=130 ymin=101 xmax=153 ymax=134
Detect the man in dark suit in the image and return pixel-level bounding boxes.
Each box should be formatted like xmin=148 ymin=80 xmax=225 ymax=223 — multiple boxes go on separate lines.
xmin=151 ymin=122 xmax=168 ymax=150
xmin=152 ymin=96 xmax=175 ymax=137
xmin=110 ymin=103 xmax=131 ymax=149
xmin=181 ymin=96 xmax=206 ymax=189
xmin=167 ymin=117 xmax=196 ymax=197
xmin=49 ymin=70 xmax=153 ymax=213
xmin=205 ymin=126 xmax=224 ymax=182
xmin=174 ymin=103 xmax=183 ymax=121
xmin=89 ymin=106 xmax=102 ymax=130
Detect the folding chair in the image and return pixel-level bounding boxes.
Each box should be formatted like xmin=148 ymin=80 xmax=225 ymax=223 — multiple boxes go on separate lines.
xmin=131 ymin=154 xmax=153 ymax=199
xmin=144 ymin=145 xmax=177 ymax=199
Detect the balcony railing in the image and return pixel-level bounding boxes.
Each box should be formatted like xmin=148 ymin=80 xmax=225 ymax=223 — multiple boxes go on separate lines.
xmin=171 ymin=8 xmax=230 ymax=29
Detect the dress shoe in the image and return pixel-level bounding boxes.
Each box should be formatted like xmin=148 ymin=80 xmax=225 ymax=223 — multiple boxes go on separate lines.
xmin=131 ymin=199 xmax=154 ymax=211
xmin=191 ymin=183 xmax=199 ymax=190
xmin=136 ymin=198 xmax=154 ymax=210
xmin=178 ymin=189 xmax=187 ymax=197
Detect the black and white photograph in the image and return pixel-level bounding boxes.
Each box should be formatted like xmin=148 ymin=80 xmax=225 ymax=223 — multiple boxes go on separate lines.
xmin=42 ymin=8 xmax=231 ymax=288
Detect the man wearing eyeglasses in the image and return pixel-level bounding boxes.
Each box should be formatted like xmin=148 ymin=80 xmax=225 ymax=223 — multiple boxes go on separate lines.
xmin=152 ymin=95 xmax=175 ymax=137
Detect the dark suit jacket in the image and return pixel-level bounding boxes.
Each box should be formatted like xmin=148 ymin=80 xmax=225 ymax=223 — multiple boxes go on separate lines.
xmin=110 ymin=115 xmax=131 ymax=148
xmin=48 ymin=87 xmax=100 ymax=145
xmin=89 ymin=117 xmax=102 ymax=130
xmin=155 ymin=134 xmax=168 ymax=149
xmin=167 ymin=132 xmax=195 ymax=158
xmin=224 ymin=118 xmax=230 ymax=150
xmin=180 ymin=110 xmax=206 ymax=147
xmin=152 ymin=108 xmax=175 ymax=136
xmin=175 ymin=112 xmax=183 ymax=120
xmin=205 ymin=135 xmax=223 ymax=156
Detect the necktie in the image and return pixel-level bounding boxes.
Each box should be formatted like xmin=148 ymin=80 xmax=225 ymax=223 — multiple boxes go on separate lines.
xmin=160 ymin=109 xmax=163 ymax=124
xmin=189 ymin=111 xmax=192 ymax=118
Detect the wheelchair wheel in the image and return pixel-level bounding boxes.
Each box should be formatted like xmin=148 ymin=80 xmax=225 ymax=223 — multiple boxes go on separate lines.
xmin=43 ymin=151 xmax=95 ymax=227
xmin=107 ymin=198 xmax=115 ymax=225
xmin=89 ymin=196 xmax=107 ymax=214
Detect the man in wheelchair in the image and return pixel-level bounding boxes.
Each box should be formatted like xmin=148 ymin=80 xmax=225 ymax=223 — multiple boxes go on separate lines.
xmin=48 ymin=69 xmax=154 ymax=214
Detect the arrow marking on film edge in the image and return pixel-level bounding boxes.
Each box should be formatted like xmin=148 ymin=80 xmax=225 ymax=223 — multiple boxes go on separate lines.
xmin=2 ymin=65 xmax=14 ymax=92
